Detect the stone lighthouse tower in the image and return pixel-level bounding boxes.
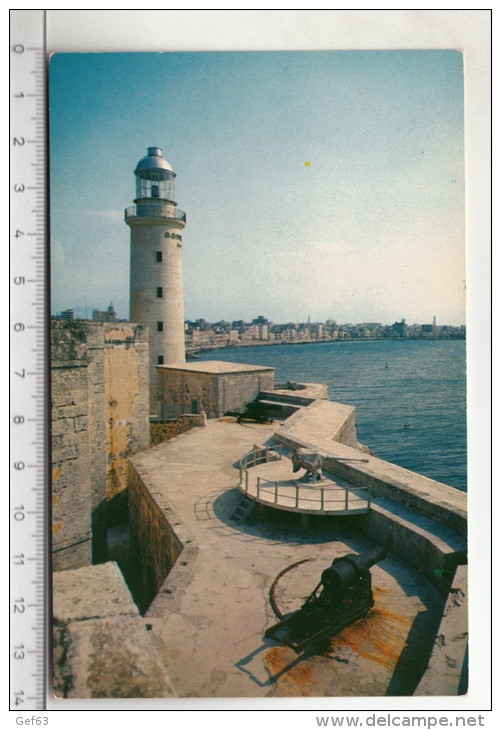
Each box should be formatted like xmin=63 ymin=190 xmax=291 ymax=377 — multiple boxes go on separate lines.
xmin=125 ymin=147 xmax=186 ymax=412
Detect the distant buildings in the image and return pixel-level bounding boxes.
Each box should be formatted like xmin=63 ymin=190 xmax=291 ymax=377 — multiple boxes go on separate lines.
xmin=53 ymin=308 xmax=75 ymax=321
xmin=391 ymin=319 xmax=408 ymax=338
xmin=183 ymin=316 xmax=465 ymax=352
xmin=53 ymin=309 xmax=466 ymax=349
xmin=92 ymin=303 xmax=117 ymax=323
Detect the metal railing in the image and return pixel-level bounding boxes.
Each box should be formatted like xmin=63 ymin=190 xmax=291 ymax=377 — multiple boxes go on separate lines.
xmin=251 ymin=476 xmax=371 ymax=513
xmin=239 ymin=447 xmax=371 ymax=514
xmin=239 ymin=447 xmax=282 ymax=492
xmin=124 ymin=205 xmax=187 ymax=222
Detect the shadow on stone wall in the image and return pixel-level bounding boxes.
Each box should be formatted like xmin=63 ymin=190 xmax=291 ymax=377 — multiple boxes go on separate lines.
xmin=127 ymin=461 xmax=185 ymax=614
xmin=150 ymin=413 xmax=206 ymax=446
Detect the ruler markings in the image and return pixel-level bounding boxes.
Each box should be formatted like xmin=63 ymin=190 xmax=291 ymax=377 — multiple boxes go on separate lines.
xmin=11 ymin=10 xmax=47 ymax=711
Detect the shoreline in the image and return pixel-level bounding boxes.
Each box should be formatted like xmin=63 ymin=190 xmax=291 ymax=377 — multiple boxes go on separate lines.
xmin=187 ymin=335 xmax=466 ymax=357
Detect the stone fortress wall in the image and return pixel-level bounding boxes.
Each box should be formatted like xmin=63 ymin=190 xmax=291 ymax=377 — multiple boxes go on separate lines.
xmin=51 ymin=320 xmax=150 ymax=569
xmin=150 ymin=413 xmax=206 ymax=446
xmin=51 ymin=322 xmax=468 ymax=698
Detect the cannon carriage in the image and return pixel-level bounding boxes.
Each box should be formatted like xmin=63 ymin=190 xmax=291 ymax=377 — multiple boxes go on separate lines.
xmin=265 ymin=547 xmax=386 ymax=652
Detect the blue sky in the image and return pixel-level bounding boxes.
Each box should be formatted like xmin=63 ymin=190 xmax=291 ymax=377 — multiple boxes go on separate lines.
xmin=49 ymin=50 xmax=465 ymax=325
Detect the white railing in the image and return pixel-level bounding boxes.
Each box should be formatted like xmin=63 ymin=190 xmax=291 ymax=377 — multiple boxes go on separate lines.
xmin=251 ymin=476 xmax=371 ymax=513
xmin=238 ymin=447 xmax=371 ymax=513
xmin=239 ymin=447 xmax=282 ymax=492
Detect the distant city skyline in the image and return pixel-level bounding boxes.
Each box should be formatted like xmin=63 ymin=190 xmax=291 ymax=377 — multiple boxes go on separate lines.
xmin=50 ymin=50 xmax=465 ymax=326
xmin=53 ymin=304 xmax=463 ymax=331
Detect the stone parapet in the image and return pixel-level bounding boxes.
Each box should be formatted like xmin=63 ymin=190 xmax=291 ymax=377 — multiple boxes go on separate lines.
xmin=355 ymin=502 xmax=466 ymax=594
xmin=128 ymin=456 xmax=186 ymax=609
xmin=276 ymin=398 xmax=362 ymax=451
xmin=150 ymin=413 xmax=206 ymax=446
xmin=274 ymin=399 xmax=467 ymax=535
xmin=330 ymin=456 xmax=467 ymax=536
xmin=415 ymin=564 xmax=468 ymax=695
xmin=52 ymin=562 xmax=176 ymax=698
xmin=51 ymin=320 xmax=150 ymax=568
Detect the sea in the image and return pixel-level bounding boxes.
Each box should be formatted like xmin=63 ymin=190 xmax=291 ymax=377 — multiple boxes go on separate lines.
xmin=196 ymin=339 xmax=467 ymax=492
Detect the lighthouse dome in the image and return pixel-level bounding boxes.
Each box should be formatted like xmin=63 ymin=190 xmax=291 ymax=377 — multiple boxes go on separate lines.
xmin=134 ymin=147 xmax=174 ymax=178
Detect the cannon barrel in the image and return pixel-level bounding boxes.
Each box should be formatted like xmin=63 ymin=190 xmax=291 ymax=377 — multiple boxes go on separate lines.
xmin=321 ymin=546 xmax=386 ymax=593
xmin=266 ymin=546 xmax=386 ymax=651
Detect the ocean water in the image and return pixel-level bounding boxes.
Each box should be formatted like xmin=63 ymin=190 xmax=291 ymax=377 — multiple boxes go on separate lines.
xmin=197 ymin=339 xmax=467 ymax=491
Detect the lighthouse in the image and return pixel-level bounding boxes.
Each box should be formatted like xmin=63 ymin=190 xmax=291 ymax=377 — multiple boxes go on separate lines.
xmin=125 ymin=147 xmax=187 ymax=412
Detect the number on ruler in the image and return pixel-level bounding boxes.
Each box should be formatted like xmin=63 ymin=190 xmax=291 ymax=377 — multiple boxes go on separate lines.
xmin=13 ymin=645 xmax=25 ymax=660
xmin=13 ymin=506 xmax=26 ymax=521
xmin=13 ymin=598 xmax=25 ymax=614
xmin=11 ymin=11 xmax=46 ymax=711
xmin=13 ymin=690 xmax=25 ymax=706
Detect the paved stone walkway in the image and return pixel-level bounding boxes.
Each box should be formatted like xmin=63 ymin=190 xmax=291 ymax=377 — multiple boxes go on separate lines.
xmin=134 ymin=419 xmax=446 ymax=698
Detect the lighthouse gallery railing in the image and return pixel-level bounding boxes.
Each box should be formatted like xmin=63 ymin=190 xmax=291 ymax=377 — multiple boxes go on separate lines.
xmin=124 ymin=205 xmax=186 ymax=222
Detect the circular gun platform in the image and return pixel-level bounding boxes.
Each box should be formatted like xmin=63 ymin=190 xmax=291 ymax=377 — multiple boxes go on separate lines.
xmin=242 ymin=458 xmax=371 ymax=515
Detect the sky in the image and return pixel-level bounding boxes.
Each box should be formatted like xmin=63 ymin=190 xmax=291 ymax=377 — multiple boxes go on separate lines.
xmin=49 ymin=50 xmax=465 ymax=325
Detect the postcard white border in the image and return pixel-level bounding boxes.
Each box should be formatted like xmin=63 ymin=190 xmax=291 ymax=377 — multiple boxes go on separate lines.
xmin=42 ymin=8 xmax=492 ymax=720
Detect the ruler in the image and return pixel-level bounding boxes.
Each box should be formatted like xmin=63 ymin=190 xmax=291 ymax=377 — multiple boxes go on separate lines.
xmin=10 ymin=10 xmax=47 ymax=711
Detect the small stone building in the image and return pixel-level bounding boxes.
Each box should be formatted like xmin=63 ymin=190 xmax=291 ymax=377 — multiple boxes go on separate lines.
xmin=156 ymin=360 xmax=275 ymax=419
xmin=51 ymin=320 xmax=150 ymax=570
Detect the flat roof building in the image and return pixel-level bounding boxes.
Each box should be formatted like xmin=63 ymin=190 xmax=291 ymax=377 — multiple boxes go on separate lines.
xmin=156 ymin=361 xmax=275 ymax=419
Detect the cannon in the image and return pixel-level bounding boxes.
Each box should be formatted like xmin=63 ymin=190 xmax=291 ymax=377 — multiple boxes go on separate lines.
xmin=226 ymin=400 xmax=282 ymax=423
xmin=265 ymin=546 xmax=386 ymax=652
xmin=291 ymin=447 xmax=323 ymax=481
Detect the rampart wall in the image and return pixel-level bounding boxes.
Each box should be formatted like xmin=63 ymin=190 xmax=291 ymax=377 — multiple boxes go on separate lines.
xmin=51 ymin=321 xmax=150 ymax=569
xmin=52 ymin=562 xmax=176 ymax=698
xmin=150 ymin=413 xmax=206 ymax=446
xmin=51 ymin=356 xmax=93 ymax=569
xmin=128 ymin=459 xmax=185 ymax=606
